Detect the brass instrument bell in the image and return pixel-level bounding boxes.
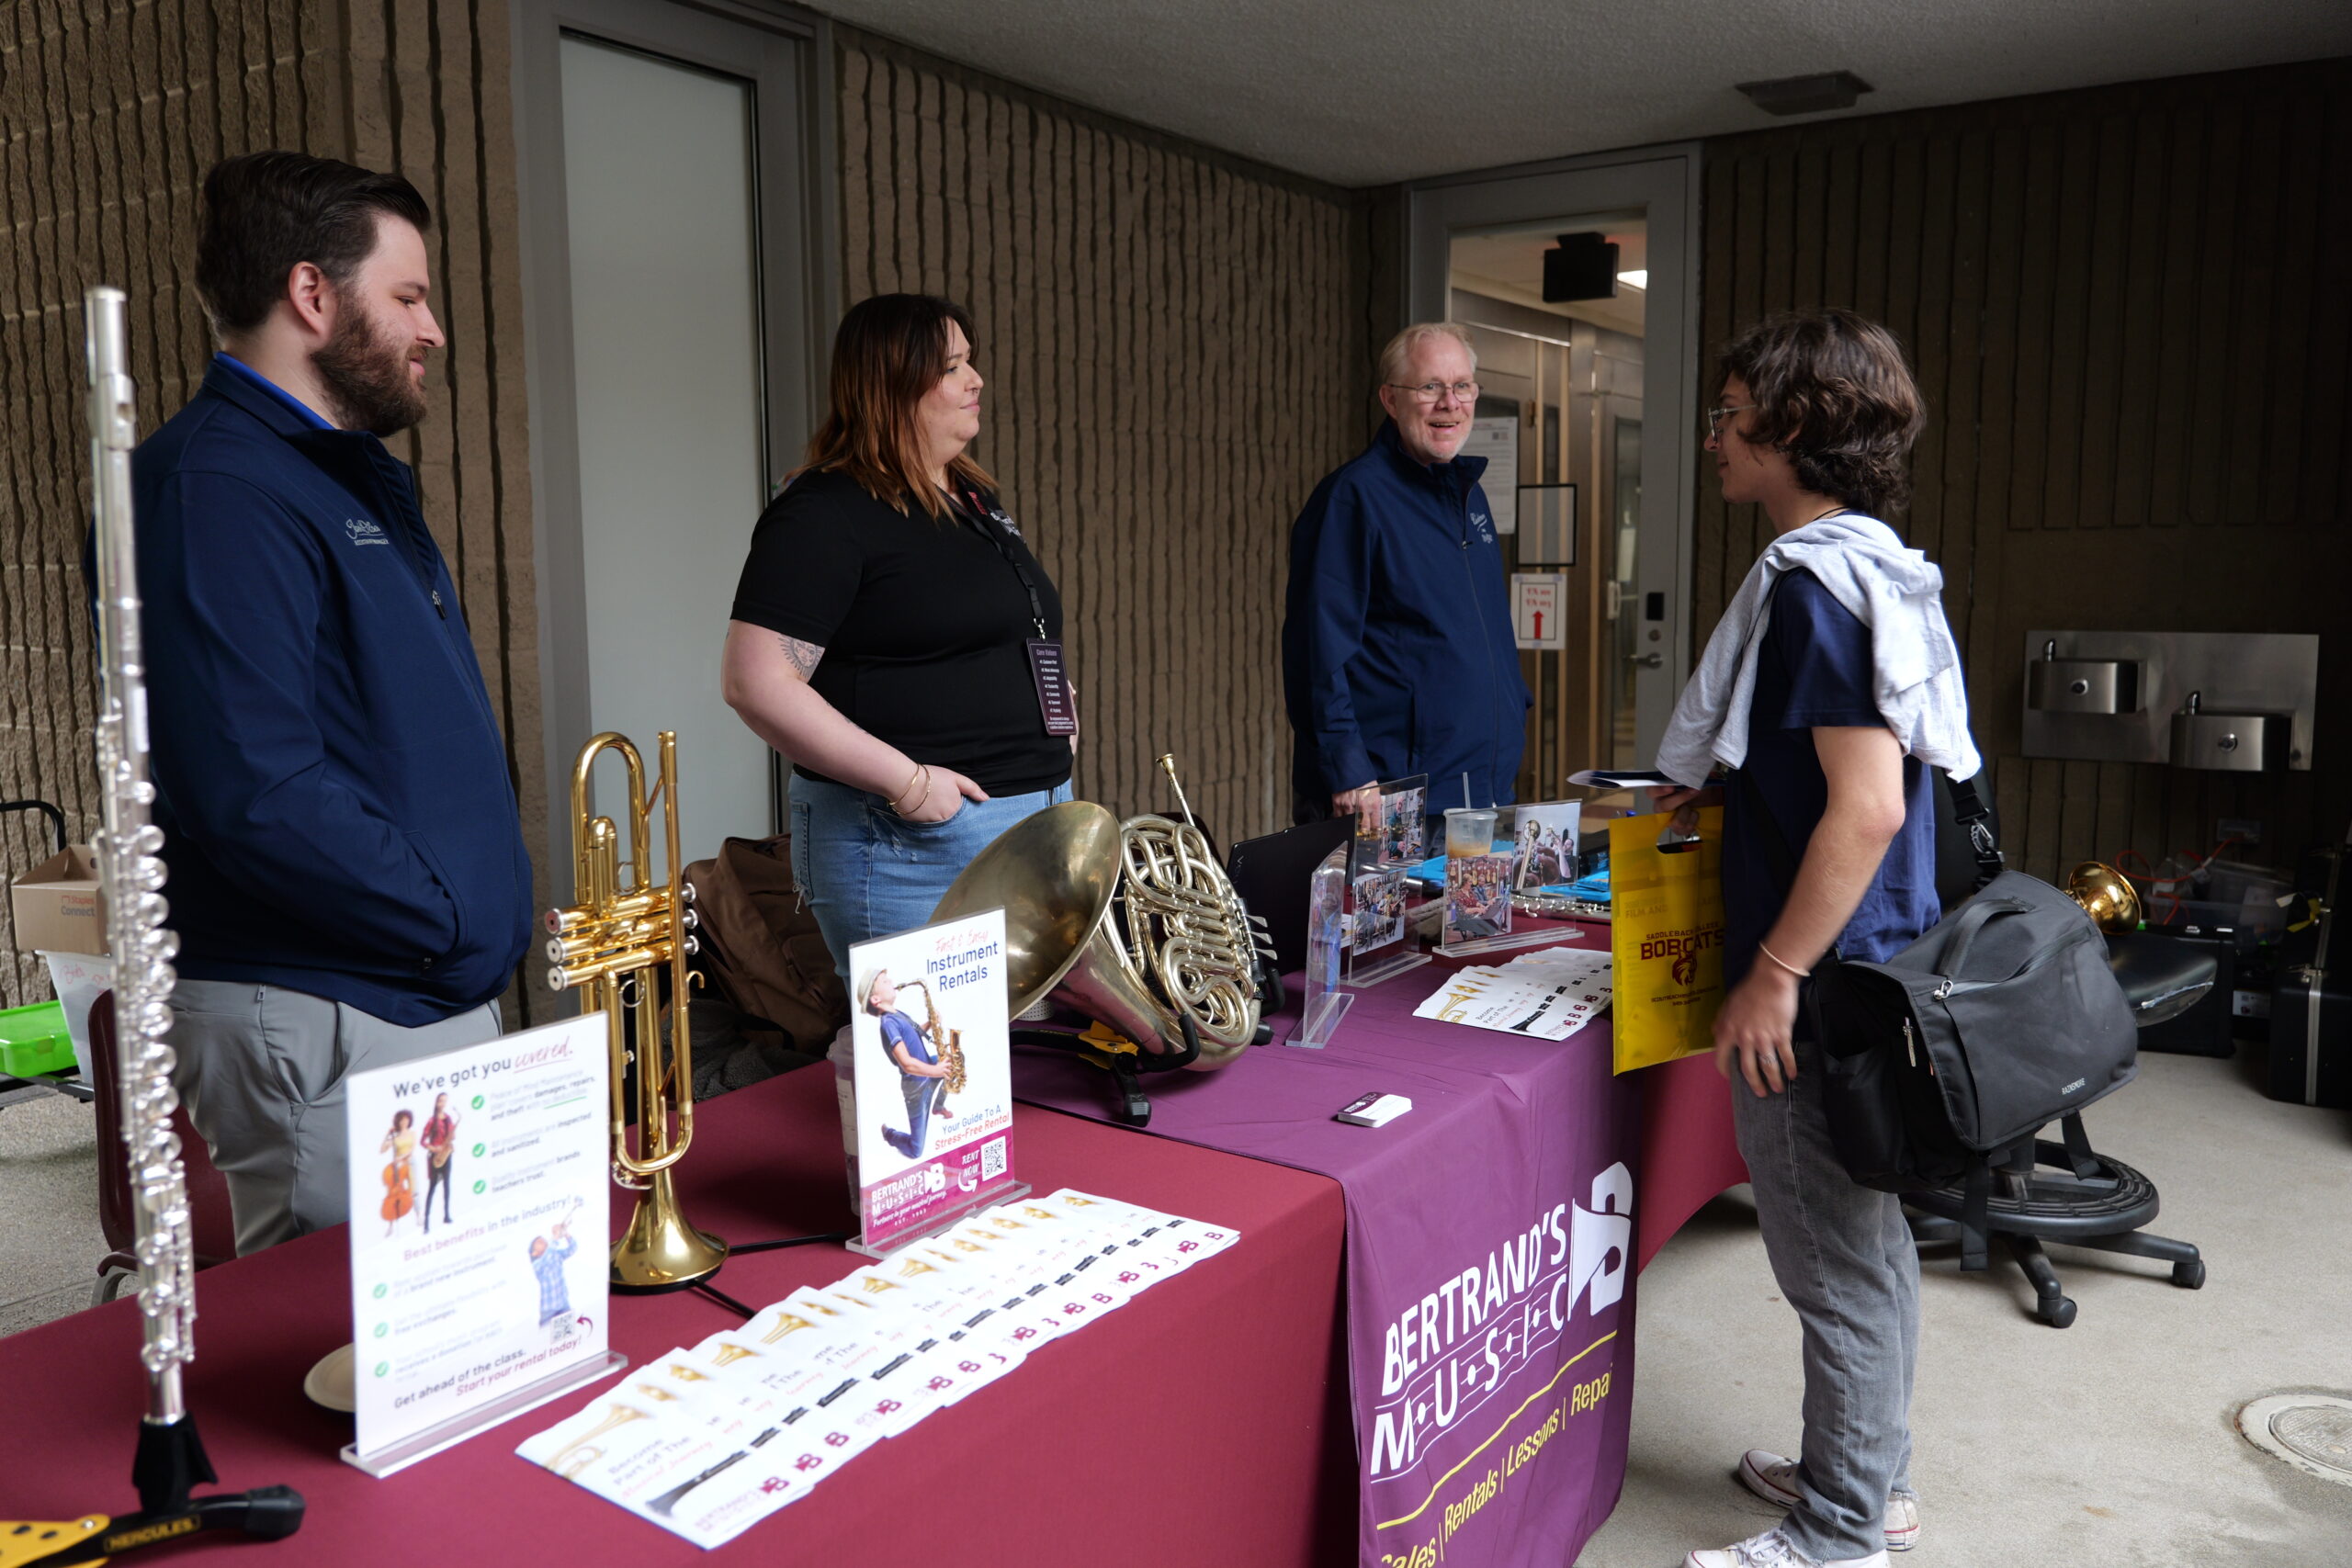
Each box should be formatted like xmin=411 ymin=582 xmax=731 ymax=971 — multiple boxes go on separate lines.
xmin=546 ymin=730 xmax=727 ymax=1291
xmin=928 ymin=801 xmax=1195 ymax=1060
xmin=2064 ymin=861 xmax=2142 ymax=931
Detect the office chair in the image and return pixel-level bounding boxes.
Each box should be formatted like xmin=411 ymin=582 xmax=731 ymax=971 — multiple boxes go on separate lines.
xmin=1903 ymin=931 xmax=2213 ymax=1328
xmin=88 ymin=991 xmax=237 ymax=1303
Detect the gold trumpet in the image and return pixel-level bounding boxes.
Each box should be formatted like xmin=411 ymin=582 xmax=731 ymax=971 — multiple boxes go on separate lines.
xmin=546 ymin=730 xmax=728 ymax=1292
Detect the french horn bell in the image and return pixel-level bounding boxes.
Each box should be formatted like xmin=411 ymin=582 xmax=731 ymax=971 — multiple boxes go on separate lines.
xmin=928 ymin=801 xmax=1196 ymax=1062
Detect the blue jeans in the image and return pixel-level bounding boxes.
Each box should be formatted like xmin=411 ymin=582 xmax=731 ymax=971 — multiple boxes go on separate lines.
xmin=787 ymin=771 xmax=1074 ymax=987
xmin=1730 ymin=1035 xmax=1920 ymax=1561
xmin=886 ymin=1072 xmax=944 ymax=1159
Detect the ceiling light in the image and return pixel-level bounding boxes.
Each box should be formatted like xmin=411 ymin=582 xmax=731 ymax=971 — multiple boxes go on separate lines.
xmin=1619 ymin=270 xmax=1647 ymax=290
xmin=1736 ymin=71 xmax=1873 ymax=117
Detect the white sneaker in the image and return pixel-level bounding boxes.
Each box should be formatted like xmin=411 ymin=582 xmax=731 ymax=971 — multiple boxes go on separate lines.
xmin=1685 ymin=1524 xmax=1889 ymax=1568
xmin=1736 ymin=1450 xmax=1919 ymax=1552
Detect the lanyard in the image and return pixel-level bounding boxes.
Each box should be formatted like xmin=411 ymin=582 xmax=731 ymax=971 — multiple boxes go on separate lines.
xmin=953 ymin=483 xmax=1048 ymax=638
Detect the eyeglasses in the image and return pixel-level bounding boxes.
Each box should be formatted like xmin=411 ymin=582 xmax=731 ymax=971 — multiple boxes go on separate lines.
xmin=1705 ymin=403 xmax=1757 ymax=439
xmin=1390 ymin=380 xmax=1480 ymax=406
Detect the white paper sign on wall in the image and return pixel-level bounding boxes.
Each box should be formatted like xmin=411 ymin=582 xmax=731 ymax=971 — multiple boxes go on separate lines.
xmin=1513 ymin=572 xmax=1566 ymax=650
xmin=1464 ymin=417 xmax=1519 ymax=534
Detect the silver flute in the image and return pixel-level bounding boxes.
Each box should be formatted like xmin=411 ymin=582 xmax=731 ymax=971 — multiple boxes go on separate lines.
xmin=85 ymin=286 xmax=198 ymax=1423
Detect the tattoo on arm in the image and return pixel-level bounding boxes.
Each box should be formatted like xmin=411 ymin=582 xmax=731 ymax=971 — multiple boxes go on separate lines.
xmin=775 ymin=635 xmax=823 ymax=679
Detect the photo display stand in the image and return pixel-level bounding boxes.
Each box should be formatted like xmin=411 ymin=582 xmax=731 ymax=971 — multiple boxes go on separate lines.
xmin=1347 ymin=773 xmax=1431 ymax=987
xmin=1293 ymin=844 xmax=1353 ymax=1047
xmin=845 ymin=908 xmax=1029 ymax=1259
xmin=340 ymin=1013 xmax=626 ymax=1478
xmin=1430 ymin=796 xmax=1588 ymax=955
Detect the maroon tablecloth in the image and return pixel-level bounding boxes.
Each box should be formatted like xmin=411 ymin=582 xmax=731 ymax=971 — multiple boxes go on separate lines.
xmin=1009 ymin=919 xmax=1748 ymax=1565
xmin=0 ymin=1068 xmax=1352 ymax=1565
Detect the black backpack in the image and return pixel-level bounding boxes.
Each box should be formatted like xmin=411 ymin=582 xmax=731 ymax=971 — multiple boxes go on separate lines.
xmin=1741 ymin=768 xmax=2140 ymax=1255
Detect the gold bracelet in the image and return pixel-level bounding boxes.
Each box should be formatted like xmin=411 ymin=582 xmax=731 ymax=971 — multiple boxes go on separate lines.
xmin=1758 ymin=941 xmax=1812 ymax=979
xmin=888 ymin=761 xmax=926 ymax=813
xmin=894 ymin=770 xmax=933 ymax=820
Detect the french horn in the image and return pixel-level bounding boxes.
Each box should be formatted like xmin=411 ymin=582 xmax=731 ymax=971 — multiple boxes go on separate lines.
xmin=928 ymin=757 xmax=1278 ymax=1071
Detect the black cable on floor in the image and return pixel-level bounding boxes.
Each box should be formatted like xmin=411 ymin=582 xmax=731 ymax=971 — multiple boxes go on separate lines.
xmin=690 ymin=1280 xmax=757 ymax=1319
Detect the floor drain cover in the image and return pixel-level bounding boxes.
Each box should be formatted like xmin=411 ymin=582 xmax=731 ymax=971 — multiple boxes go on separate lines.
xmin=2238 ymin=1394 xmax=2352 ymax=1487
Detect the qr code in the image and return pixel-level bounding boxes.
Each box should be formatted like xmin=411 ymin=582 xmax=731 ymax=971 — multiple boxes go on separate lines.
xmin=980 ymin=1136 xmax=1007 ymax=1182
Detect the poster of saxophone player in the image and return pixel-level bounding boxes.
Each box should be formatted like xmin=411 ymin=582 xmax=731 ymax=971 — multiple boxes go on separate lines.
xmin=847 ymin=908 xmax=1024 ymax=1257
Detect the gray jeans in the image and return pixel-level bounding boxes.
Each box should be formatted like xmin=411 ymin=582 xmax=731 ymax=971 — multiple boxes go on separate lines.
xmin=1730 ymin=1034 xmax=1920 ymax=1562
xmin=170 ymin=979 xmax=502 ymax=1256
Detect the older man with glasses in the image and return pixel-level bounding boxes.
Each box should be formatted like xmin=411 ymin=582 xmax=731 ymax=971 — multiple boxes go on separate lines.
xmin=1282 ymin=321 xmax=1531 ymax=829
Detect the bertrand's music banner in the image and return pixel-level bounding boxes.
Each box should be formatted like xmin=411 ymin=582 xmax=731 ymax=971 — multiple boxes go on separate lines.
xmin=342 ymin=1013 xmax=621 ymax=1476
xmin=847 ymin=908 xmax=1024 ymax=1256
xmin=1348 ymin=1041 xmax=1641 ymax=1567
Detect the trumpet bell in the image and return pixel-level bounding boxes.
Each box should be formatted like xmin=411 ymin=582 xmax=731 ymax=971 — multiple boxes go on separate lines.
xmin=929 ymin=802 xmax=1190 ymax=1057
xmin=612 ymin=1170 xmax=729 ymax=1292
xmin=2065 ymin=861 xmax=2142 ymax=931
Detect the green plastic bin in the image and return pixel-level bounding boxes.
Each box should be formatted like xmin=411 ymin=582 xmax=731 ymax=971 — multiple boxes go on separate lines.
xmin=0 ymin=998 xmax=76 ymax=1077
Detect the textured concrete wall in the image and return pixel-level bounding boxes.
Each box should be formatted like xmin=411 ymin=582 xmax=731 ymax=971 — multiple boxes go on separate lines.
xmin=835 ymin=32 xmax=1371 ymax=845
xmin=1695 ymin=59 xmax=2352 ymax=884
xmin=0 ymin=0 xmax=546 ymax=1016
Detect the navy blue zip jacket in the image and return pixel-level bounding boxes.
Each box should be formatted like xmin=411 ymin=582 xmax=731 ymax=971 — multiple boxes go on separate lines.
xmin=1282 ymin=420 xmax=1532 ymax=814
xmin=103 ymin=358 xmax=532 ymax=1024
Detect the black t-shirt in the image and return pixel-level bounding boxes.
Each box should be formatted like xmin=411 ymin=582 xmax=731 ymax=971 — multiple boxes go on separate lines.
xmin=730 ymin=468 xmax=1071 ymax=795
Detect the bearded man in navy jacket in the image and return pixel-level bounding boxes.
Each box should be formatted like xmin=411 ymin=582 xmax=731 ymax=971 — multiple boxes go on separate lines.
xmin=105 ymin=152 xmax=532 ymax=1253
xmin=1283 ymin=321 xmax=1532 ymax=827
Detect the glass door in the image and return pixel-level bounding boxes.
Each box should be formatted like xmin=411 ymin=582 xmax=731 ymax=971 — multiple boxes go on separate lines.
xmin=1408 ymin=151 xmax=1698 ymax=796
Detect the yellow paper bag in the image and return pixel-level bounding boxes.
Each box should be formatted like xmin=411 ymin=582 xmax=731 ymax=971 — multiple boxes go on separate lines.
xmin=1609 ymin=807 xmax=1726 ymax=1074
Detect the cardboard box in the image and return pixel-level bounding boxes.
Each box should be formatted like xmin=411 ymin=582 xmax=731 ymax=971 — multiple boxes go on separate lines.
xmin=10 ymin=846 xmax=107 ymax=957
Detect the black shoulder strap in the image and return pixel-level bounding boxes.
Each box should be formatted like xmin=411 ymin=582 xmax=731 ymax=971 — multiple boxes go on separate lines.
xmin=1946 ymin=772 xmax=2005 ymax=892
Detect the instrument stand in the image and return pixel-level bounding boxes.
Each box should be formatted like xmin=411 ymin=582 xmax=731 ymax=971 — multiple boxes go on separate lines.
xmin=1012 ymin=1027 xmax=1165 ymax=1125
xmin=3 ymin=1416 xmax=305 ymax=1568
xmin=1102 ymin=1054 xmax=1151 ymax=1126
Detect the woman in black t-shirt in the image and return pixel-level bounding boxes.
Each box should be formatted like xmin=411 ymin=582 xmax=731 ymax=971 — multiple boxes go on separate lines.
xmin=721 ymin=294 xmax=1075 ymax=984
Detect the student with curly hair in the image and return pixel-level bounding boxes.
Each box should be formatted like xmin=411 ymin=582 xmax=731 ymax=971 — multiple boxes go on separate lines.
xmin=1655 ymin=310 xmax=1980 ymax=1568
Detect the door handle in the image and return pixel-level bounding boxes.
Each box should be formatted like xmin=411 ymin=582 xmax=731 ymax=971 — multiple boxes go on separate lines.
xmin=1627 ymin=652 xmax=1664 ymax=669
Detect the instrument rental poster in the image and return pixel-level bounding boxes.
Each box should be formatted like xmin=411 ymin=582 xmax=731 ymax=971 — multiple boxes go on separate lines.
xmin=847 ymin=908 xmax=1019 ymax=1254
xmin=345 ymin=1013 xmax=612 ymax=1465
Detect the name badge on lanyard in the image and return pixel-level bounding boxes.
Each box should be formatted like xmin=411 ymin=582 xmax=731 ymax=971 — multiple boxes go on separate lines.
xmin=1027 ymin=637 xmax=1078 ymax=736
xmin=963 ymin=490 xmax=1078 ymax=737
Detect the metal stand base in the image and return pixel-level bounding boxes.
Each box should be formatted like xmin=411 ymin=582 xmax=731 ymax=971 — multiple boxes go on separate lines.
xmin=341 ymin=1349 xmax=628 ymax=1479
